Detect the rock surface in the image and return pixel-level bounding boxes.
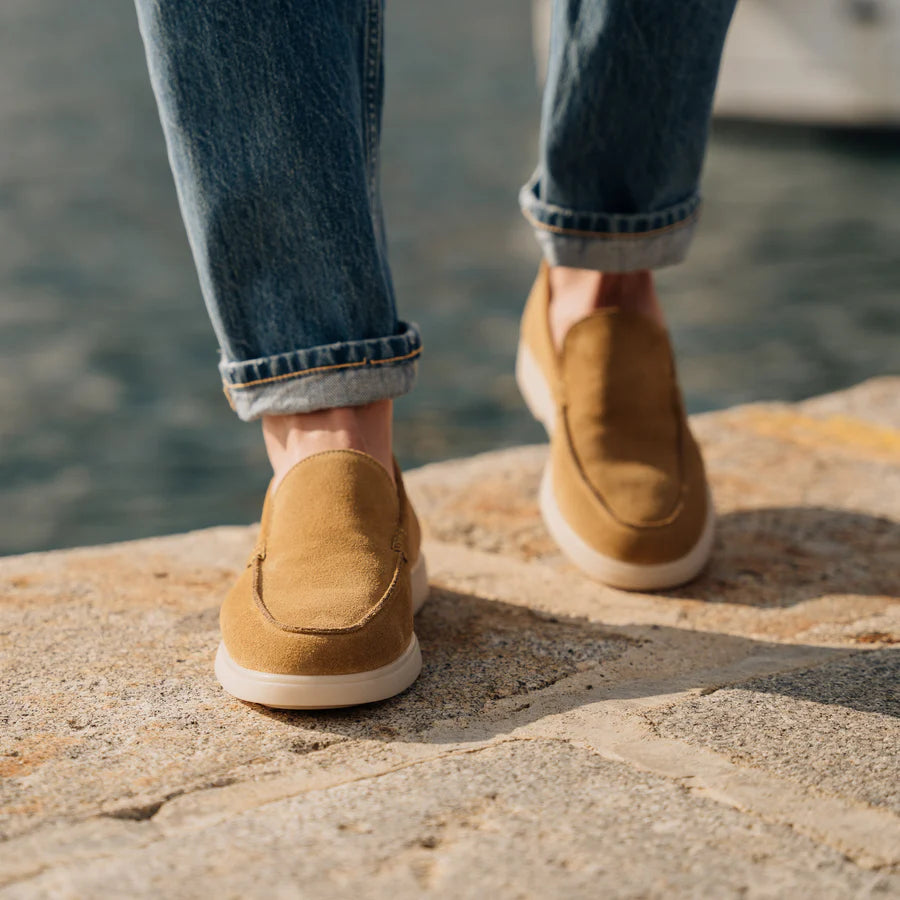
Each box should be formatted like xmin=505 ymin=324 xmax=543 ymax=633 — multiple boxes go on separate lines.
xmin=1 ymin=377 xmax=899 ymax=897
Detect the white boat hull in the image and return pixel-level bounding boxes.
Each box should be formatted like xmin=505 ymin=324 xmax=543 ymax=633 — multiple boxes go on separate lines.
xmin=532 ymin=0 xmax=900 ymax=127
xmin=714 ymin=0 xmax=900 ymax=126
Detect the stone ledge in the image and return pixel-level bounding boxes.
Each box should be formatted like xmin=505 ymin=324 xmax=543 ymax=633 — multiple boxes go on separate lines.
xmin=1 ymin=377 xmax=898 ymax=897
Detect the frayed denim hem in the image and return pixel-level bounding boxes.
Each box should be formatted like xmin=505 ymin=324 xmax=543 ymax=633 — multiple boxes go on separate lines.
xmin=219 ymin=321 xmax=421 ymax=421
xmin=519 ymin=180 xmax=700 ymax=272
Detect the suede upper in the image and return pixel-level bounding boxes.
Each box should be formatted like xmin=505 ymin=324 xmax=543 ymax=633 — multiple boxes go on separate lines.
xmin=220 ymin=450 xmax=421 ymax=676
xmin=521 ymin=262 xmax=710 ymax=565
xmin=562 ymin=311 xmax=683 ymax=526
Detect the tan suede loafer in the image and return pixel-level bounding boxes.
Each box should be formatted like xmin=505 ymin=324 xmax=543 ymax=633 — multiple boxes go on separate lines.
xmin=215 ymin=449 xmax=428 ymax=709
xmin=516 ymin=263 xmax=714 ymax=591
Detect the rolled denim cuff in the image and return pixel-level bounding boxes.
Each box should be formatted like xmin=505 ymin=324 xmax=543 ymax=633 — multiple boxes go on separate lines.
xmin=519 ymin=176 xmax=701 ymax=272
xmin=220 ymin=321 xmax=422 ymax=421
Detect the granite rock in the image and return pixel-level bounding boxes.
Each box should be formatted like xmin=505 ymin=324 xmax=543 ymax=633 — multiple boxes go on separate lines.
xmin=1 ymin=377 xmax=898 ymax=896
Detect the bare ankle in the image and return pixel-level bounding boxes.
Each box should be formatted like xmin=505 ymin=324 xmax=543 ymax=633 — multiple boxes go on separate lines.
xmin=262 ymin=399 xmax=394 ymax=492
xmin=548 ymin=266 xmax=664 ymax=351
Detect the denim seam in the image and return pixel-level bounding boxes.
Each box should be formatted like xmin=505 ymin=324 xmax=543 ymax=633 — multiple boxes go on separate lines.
xmin=224 ymin=345 xmax=422 ymax=391
xmin=362 ymin=0 xmax=380 ymax=206
xmin=521 ymin=203 xmax=701 ymax=240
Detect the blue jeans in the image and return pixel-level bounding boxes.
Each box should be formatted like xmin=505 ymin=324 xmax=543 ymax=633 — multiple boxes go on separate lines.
xmin=134 ymin=0 xmax=736 ymax=421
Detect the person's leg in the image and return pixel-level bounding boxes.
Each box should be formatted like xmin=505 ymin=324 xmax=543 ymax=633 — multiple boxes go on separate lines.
xmin=518 ymin=0 xmax=736 ymax=590
xmin=531 ymin=0 xmax=736 ymax=346
xmin=134 ymin=0 xmax=426 ymax=707
xmin=133 ymin=0 xmax=414 ymax=484
xmin=523 ymin=0 xmax=737 ymax=282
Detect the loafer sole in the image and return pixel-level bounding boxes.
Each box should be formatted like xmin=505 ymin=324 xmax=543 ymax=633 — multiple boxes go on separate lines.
xmin=539 ymin=468 xmax=715 ymax=590
xmin=215 ymin=555 xmax=429 ymax=709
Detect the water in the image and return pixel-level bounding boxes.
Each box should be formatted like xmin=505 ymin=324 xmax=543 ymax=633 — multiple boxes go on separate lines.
xmin=0 ymin=0 xmax=897 ymax=555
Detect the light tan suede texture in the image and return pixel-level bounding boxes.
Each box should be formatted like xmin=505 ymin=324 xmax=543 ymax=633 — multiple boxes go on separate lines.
xmin=521 ymin=262 xmax=566 ymax=408
xmin=220 ymin=450 xmax=421 ymax=676
xmin=521 ymin=264 xmax=710 ymax=565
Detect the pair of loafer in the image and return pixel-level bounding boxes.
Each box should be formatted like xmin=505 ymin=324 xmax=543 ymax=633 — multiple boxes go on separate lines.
xmin=216 ymin=266 xmax=713 ymax=709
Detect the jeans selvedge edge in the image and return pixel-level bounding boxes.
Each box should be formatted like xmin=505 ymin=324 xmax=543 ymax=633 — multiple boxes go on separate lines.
xmin=519 ymin=178 xmax=702 ymax=272
xmin=220 ymin=321 xmax=422 ymax=421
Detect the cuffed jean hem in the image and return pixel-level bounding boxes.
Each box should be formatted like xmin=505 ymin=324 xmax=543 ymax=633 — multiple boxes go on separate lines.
xmin=518 ymin=179 xmax=701 ymax=272
xmin=219 ymin=321 xmax=422 ymax=421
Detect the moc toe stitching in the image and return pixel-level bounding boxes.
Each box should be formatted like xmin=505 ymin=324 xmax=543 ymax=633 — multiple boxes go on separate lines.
xmin=559 ymin=405 xmax=688 ymax=531
xmin=250 ymin=544 xmax=409 ymax=636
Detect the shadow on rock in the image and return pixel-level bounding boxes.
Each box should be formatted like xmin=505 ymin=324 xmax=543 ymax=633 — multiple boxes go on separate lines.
xmin=251 ymin=585 xmax=894 ymax=743
xmin=669 ymin=506 xmax=899 ymax=607
xmin=720 ymin=647 xmax=900 ymax=719
xmin=252 ymin=586 xmax=631 ymax=738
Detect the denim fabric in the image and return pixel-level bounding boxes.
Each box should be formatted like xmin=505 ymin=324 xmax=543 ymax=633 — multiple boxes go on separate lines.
xmin=134 ymin=0 xmax=418 ymax=419
xmin=135 ymin=0 xmax=733 ymax=418
xmin=521 ymin=0 xmax=737 ymax=271
xmin=219 ymin=330 xmax=421 ymax=420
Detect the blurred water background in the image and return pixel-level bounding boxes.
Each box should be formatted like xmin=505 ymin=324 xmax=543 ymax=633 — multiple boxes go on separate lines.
xmin=1 ymin=0 xmax=897 ymax=555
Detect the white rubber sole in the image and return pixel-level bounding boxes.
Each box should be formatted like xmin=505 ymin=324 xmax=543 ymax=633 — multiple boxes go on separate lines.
xmin=516 ymin=340 xmax=715 ymax=591
xmin=539 ymin=469 xmax=715 ymax=591
xmin=515 ymin=340 xmax=557 ymax=433
xmin=215 ymin=555 xmax=429 ymax=709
